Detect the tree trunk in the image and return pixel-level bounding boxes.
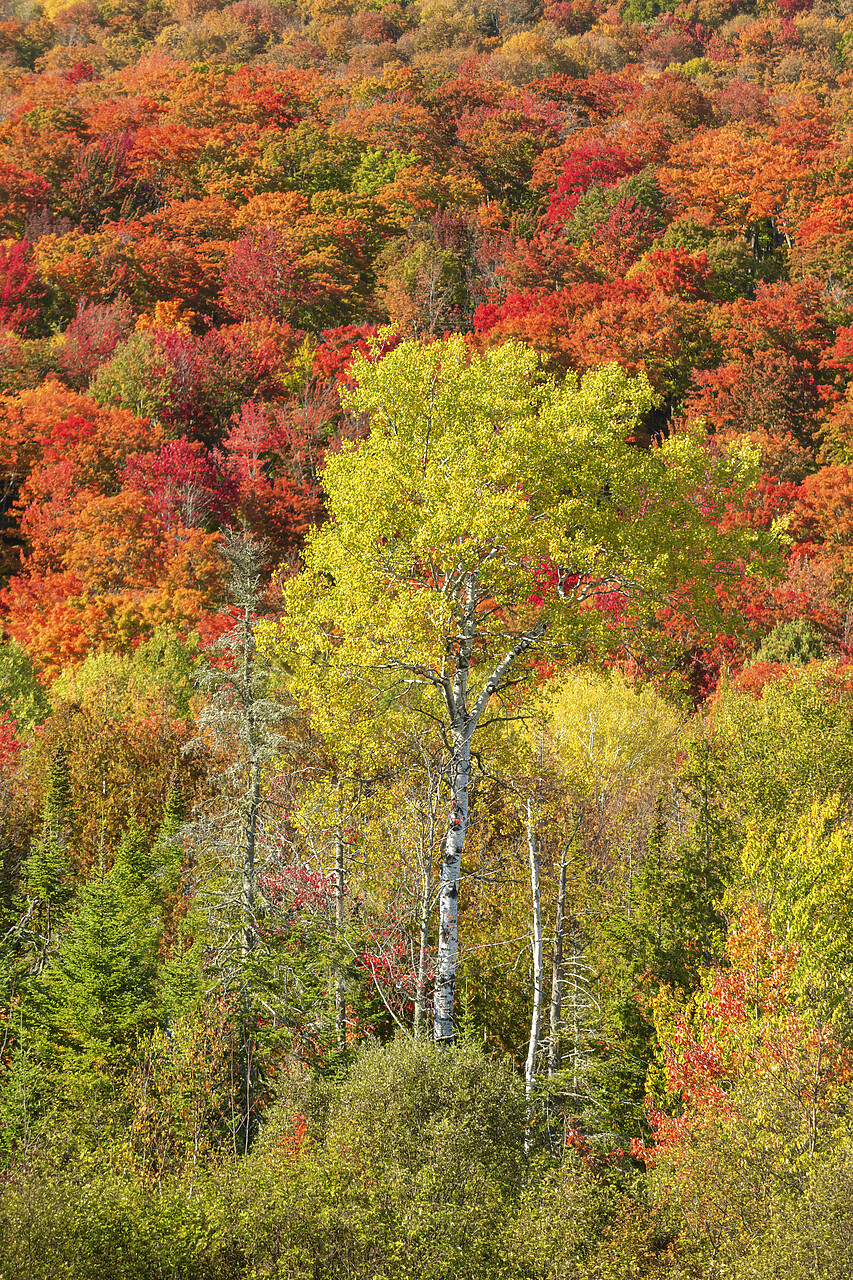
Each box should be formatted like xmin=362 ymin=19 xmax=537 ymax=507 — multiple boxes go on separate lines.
xmin=413 ymin=850 xmax=432 ymax=1039
xmin=238 ymin=604 xmax=261 ymax=1155
xmin=525 ymin=799 xmax=543 ymax=1155
xmin=567 ymin=924 xmax=586 ymax=1107
xmin=334 ymin=817 xmax=347 ymax=1052
xmin=431 ymin=574 xmax=547 ymax=1044
xmin=433 ymin=727 xmax=471 ymax=1043
xmin=241 ymin=757 xmax=260 ymax=960
xmin=548 ymin=847 xmax=568 ymax=1078
xmin=240 ymin=605 xmax=259 ymax=961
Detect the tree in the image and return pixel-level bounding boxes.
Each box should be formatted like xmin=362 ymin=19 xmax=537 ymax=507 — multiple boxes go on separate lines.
xmin=710 ymin=662 xmax=853 ymax=841
xmin=185 ymin=529 xmax=289 ymax=1151
xmin=0 ymin=239 xmax=45 ymax=334
xmin=642 ymin=908 xmax=852 ymax=1272
xmin=277 ymin=336 xmax=769 ymax=1043
xmin=31 ymin=819 xmax=163 ymax=1076
xmin=21 ymin=748 xmax=76 ymax=974
xmin=536 ymin=669 xmax=684 ymax=1135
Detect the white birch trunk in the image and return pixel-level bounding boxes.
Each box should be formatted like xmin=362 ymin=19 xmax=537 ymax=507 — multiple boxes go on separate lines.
xmin=413 ymin=850 xmax=432 ymax=1039
xmin=548 ymin=848 xmax=568 ymax=1077
xmin=433 ymin=727 xmax=471 ymax=1042
xmin=430 ymin=569 xmax=548 ymax=1044
xmin=334 ymin=819 xmax=347 ymax=1051
xmin=525 ymin=799 xmax=543 ymax=1154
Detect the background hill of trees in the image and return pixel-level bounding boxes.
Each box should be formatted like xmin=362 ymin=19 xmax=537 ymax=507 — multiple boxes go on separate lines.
xmin=2 ymin=0 xmax=853 ymax=1274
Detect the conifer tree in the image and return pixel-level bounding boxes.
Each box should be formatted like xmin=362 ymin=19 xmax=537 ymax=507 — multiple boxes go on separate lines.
xmin=185 ymin=529 xmax=289 ymax=1152
xmin=33 ymin=821 xmax=163 ymax=1074
xmin=158 ymin=782 xmax=207 ymax=1021
xmin=21 ymin=749 xmax=75 ymax=973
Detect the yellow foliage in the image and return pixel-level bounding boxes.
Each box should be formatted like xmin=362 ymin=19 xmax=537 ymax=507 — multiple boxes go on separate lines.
xmin=539 ymin=668 xmax=683 ymax=804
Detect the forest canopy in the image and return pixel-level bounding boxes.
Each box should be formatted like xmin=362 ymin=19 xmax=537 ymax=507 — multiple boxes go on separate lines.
xmin=1 ymin=0 xmax=853 ymax=1274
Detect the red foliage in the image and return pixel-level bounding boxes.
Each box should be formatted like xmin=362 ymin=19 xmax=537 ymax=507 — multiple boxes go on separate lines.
xmin=729 ymin=661 xmax=797 ymax=698
xmin=222 ymin=226 xmax=324 ymax=325
xmin=792 ymin=464 xmax=853 ymax=551
xmin=636 ymin=909 xmax=851 ymax=1186
xmin=0 ymin=239 xmax=44 ymax=333
xmin=157 ymin=325 xmax=285 ymax=446
xmin=58 ymin=296 xmax=136 ymax=388
xmin=475 ymin=276 xmax=711 ymax=395
xmin=544 ymin=0 xmax=605 ymax=33
xmin=222 ymin=398 xmax=326 ymax=558
xmin=544 ymin=141 xmax=644 ymax=226
xmin=531 ymin=71 xmax=640 ymax=120
xmin=311 ymin=323 xmax=401 ymax=386
xmin=0 ymin=713 xmax=21 ymax=768
xmin=125 ymin=437 xmax=232 ymax=529
xmin=715 ymin=80 xmax=774 ymax=126
xmin=63 ymin=131 xmax=153 ymax=229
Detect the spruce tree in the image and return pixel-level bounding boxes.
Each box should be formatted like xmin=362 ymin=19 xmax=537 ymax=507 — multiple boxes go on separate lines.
xmin=184 ymin=530 xmax=289 ymax=1153
xmin=21 ymin=749 xmax=75 ymax=972
xmin=157 ymin=782 xmax=207 ymax=1020
xmin=34 ymin=823 xmax=163 ymax=1073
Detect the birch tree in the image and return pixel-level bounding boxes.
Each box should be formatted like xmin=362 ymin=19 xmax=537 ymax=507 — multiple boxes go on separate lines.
xmin=524 ymin=798 xmax=544 ymax=1154
xmin=275 ymin=336 xmax=770 ymax=1044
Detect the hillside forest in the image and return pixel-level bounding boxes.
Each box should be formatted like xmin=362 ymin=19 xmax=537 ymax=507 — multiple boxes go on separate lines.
xmin=2 ymin=0 xmax=853 ymax=1274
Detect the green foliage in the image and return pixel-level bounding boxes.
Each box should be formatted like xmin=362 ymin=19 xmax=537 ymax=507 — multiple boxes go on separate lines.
xmin=125 ymin=999 xmax=249 ymax=1179
xmin=352 ymin=147 xmax=419 ymax=196
xmin=30 ymin=827 xmax=163 ymax=1073
xmin=0 ymin=641 xmax=50 ymax=728
xmin=731 ymin=1142 xmax=853 ymax=1280
xmin=0 ymin=1034 xmax=699 ymax=1280
xmin=0 ymin=1162 xmax=234 ymax=1280
xmin=589 ymin=791 xmax=730 ymax=1138
xmin=742 ymin=797 xmax=853 ymax=1012
xmin=512 ymin=1158 xmax=692 ymax=1280
xmin=259 ymin=122 xmax=364 ymax=195
xmin=89 ymin=331 xmax=171 ymax=420
xmin=159 ymin=932 xmax=206 ymax=1022
xmin=567 ymin=170 xmax=667 ymax=247
xmin=753 ymin=618 xmax=825 ymax=666
xmin=660 ymin=218 xmax=757 ymax=301
xmin=240 ymin=1037 xmax=528 ymax=1280
xmin=325 ymin=1035 xmax=527 ymax=1189
xmin=711 ymin=664 xmax=853 ymax=839
xmin=21 ymin=748 xmax=76 ymax=953
xmin=50 ymin=626 xmax=201 ymax=722
xmin=620 ymin=0 xmax=678 ymax=22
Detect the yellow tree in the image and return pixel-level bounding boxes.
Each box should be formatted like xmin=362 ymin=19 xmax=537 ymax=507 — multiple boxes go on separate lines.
xmin=273 ymin=336 xmax=769 ymax=1044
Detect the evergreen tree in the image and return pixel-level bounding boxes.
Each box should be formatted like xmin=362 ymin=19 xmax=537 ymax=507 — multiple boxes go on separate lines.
xmin=33 ymin=823 xmax=163 ymax=1073
xmin=21 ymin=749 xmax=75 ymax=973
xmin=185 ymin=529 xmax=290 ymax=1152
xmin=157 ymin=781 xmax=208 ymax=1021
xmin=753 ymin=618 xmax=825 ymax=666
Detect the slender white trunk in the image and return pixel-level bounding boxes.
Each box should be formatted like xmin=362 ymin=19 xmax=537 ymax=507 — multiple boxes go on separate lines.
xmin=334 ymin=817 xmax=346 ymax=1051
xmin=433 ymin=728 xmax=470 ymax=1042
xmin=548 ymin=848 xmax=568 ymax=1077
xmin=525 ymin=800 xmax=543 ymax=1155
xmin=413 ymin=851 xmax=432 ymax=1039
xmin=430 ymin=575 xmax=547 ymax=1044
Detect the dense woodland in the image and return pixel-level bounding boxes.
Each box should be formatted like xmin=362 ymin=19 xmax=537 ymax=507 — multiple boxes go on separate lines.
xmin=2 ymin=0 xmax=853 ymax=1273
